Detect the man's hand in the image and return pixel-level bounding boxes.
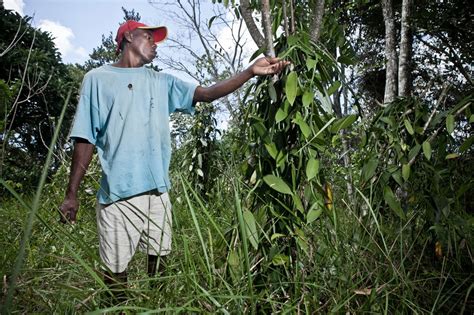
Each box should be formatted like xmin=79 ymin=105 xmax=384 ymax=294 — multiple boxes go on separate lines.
xmin=193 ymin=56 xmax=290 ymax=103
xmin=59 ymin=197 xmax=79 ymax=224
xmin=250 ymin=57 xmax=291 ymax=76
xmin=58 ymin=139 xmax=93 ymax=224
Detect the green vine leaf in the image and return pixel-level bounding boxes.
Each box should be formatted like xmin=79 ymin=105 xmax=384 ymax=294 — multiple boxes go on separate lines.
xmin=446 ymin=114 xmax=455 ymax=134
xmin=384 ymin=186 xmax=406 ymax=220
xmin=285 ymin=71 xmax=298 ymax=105
xmin=330 ymin=114 xmax=357 ymax=133
xmin=275 ymin=107 xmax=288 ymax=123
xmin=327 ymin=81 xmax=341 ymax=96
xmin=422 ymin=141 xmax=432 ymax=160
xmin=268 ymin=82 xmax=277 ymax=102
xmin=408 ymin=144 xmax=421 ymax=161
xmin=306 ymin=58 xmax=317 ymax=70
xmin=243 ymin=210 xmax=259 ymax=250
xmin=402 ymin=164 xmax=410 ymax=181
xmin=361 ymin=158 xmax=379 ymax=182
xmin=263 ymin=175 xmax=293 ymax=195
xmin=306 ymin=158 xmax=320 ymax=180
xmin=302 ymin=90 xmax=313 ymax=108
xmin=445 ymin=153 xmax=459 ymax=159
xmin=292 ymin=194 xmax=304 ymax=213
xmin=404 ymin=119 xmax=414 ymax=135
xmin=272 ymin=254 xmax=289 ymax=266
xmin=264 ymin=143 xmax=278 ymax=160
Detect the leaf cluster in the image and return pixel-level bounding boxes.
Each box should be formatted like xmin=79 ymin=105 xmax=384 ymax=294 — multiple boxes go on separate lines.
xmin=0 ymin=7 xmax=81 ymax=193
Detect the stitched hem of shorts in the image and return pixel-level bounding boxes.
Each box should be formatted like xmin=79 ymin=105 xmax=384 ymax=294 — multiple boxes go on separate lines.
xmin=101 ymin=260 xmax=129 ymax=273
xmin=139 ymin=248 xmax=171 ymax=256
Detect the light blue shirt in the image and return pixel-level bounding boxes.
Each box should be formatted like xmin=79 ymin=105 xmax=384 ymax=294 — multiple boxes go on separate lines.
xmin=70 ymin=64 xmax=197 ymax=204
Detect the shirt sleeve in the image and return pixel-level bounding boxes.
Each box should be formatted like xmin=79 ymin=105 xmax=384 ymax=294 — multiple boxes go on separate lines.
xmin=69 ymin=77 xmax=100 ymax=145
xmin=167 ymin=74 xmax=198 ymax=115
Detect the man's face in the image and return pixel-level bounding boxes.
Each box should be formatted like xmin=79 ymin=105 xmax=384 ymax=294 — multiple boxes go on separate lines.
xmin=127 ymin=29 xmax=157 ymax=64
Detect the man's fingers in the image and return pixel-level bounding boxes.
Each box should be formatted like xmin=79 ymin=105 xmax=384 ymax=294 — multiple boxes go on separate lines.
xmin=59 ymin=206 xmax=76 ymax=224
xmin=255 ymin=57 xmax=290 ymax=75
xmin=271 ymin=57 xmax=289 ymax=65
xmin=59 ymin=207 xmax=68 ymax=223
xmin=267 ymin=57 xmax=280 ymax=64
xmin=269 ymin=61 xmax=287 ymax=74
xmin=70 ymin=209 xmax=77 ymax=224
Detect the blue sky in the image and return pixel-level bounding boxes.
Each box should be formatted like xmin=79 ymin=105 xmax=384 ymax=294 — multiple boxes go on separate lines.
xmin=4 ymin=0 xmax=179 ymax=64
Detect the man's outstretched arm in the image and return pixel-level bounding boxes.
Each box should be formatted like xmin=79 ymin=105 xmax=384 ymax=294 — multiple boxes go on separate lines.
xmin=59 ymin=138 xmax=94 ymax=224
xmin=193 ymin=57 xmax=290 ymax=103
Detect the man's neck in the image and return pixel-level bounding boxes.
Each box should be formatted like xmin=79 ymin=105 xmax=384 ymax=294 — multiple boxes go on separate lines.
xmin=112 ymin=51 xmax=146 ymax=68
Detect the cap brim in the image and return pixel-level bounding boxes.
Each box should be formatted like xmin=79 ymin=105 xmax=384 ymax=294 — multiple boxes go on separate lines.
xmin=137 ymin=26 xmax=168 ymax=44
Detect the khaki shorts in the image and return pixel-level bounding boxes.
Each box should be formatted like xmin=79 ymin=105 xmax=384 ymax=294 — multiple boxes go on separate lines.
xmin=96 ymin=191 xmax=172 ymax=273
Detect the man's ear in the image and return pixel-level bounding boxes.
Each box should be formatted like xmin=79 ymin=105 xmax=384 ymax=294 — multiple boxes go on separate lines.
xmin=123 ymin=31 xmax=133 ymax=43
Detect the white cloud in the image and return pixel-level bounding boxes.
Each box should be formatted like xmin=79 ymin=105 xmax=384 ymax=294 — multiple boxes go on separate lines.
xmin=38 ymin=19 xmax=88 ymax=63
xmin=3 ymin=0 xmax=25 ymax=16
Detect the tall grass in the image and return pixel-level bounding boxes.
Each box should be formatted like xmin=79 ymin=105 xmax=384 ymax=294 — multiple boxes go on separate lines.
xmin=1 ymin=138 xmax=472 ymax=313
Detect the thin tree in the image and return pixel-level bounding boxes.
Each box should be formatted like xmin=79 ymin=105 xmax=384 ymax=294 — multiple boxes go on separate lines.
xmin=398 ymin=0 xmax=413 ymax=97
xmin=382 ymin=0 xmax=398 ymax=103
xmin=310 ymin=0 xmax=325 ymax=43
xmin=261 ymin=0 xmax=275 ymax=57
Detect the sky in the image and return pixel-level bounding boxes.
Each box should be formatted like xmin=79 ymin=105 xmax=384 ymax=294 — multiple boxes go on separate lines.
xmin=4 ymin=0 xmax=183 ymax=64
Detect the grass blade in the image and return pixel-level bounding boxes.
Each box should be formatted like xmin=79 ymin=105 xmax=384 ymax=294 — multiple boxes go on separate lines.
xmin=2 ymin=89 xmax=72 ymax=313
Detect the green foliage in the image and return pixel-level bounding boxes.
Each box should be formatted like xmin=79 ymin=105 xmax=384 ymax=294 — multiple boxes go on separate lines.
xmin=347 ymin=0 xmax=473 ymax=108
xmin=358 ymin=95 xmax=473 ymax=262
xmin=240 ymin=32 xmax=359 ymax=286
xmin=0 ymin=6 xmax=80 ymax=194
xmin=1 ymin=1 xmax=472 ymax=313
xmin=2 ymin=157 xmax=471 ymax=313
xmin=175 ymin=103 xmax=220 ymax=196
xmin=82 ymin=33 xmax=118 ymax=72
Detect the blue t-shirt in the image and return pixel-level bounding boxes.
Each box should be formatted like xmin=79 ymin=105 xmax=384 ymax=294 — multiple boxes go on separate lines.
xmin=70 ymin=64 xmax=197 ymax=204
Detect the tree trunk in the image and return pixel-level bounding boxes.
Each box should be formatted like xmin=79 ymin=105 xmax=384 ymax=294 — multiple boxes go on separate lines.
xmin=341 ymin=65 xmax=354 ymax=203
xmin=239 ymin=0 xmax=266 ymax=50
xmin=289 ymin=0 xmax=295 ymax=33
xmin=261 ymin=0 xmax=275 ymax=57
xmin=398 ymin=0 xmax=413 ymax=97
xmin=310 ymin=0 xmax=325 ymax=43
xmin=282 ymin=0 xmax=289 ymax=37
xmin=382 ymin=0 xmax=397 ymax=103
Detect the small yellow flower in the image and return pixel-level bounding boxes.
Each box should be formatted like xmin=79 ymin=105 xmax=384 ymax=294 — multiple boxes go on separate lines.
xmin=324 ymin=183 xmax=333 ymax=210
xmin=435 ymin=241 xmax=442 ymax=259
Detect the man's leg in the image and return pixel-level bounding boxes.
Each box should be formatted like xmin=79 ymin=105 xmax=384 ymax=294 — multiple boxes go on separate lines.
xmin=96 ymin=195 xmax=148 ymax=304
xmin=103 ymin=270 xmax=128 ymax=303
xmin=141 ymin=192 xmax=172 ymax=287
xmin=147 ymin=254 xmax=167 ymax=277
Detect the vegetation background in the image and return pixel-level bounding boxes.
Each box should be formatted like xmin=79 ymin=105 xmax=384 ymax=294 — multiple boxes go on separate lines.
xmin=1 ymin=0 xmax=472 ymax=313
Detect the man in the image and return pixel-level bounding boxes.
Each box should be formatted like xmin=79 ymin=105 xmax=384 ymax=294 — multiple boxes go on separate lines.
xmin=59 ymin=20 xmax=289 ymax=295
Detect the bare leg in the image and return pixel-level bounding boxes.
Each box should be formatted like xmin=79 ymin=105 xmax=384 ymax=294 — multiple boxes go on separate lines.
xmin=103 ymin=270 xmax=127 ymax=304
xmin=147 ymin=255 xmax=167 ymax=277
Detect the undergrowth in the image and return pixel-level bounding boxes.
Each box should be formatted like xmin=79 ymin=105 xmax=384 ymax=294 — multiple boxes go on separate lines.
xmin=1 ymin=151 xmax=472 ymax=313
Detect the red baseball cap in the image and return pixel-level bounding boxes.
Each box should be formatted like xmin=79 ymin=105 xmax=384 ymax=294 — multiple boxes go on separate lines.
xmin=115 ymin=20 xmax=167 ymax=53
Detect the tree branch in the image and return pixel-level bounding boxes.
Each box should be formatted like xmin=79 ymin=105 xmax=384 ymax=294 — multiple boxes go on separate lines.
xmin=239 ymin=0 xmax=265 ymax=50
xmin=408 ymin=100 xmax=471 ymax=166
